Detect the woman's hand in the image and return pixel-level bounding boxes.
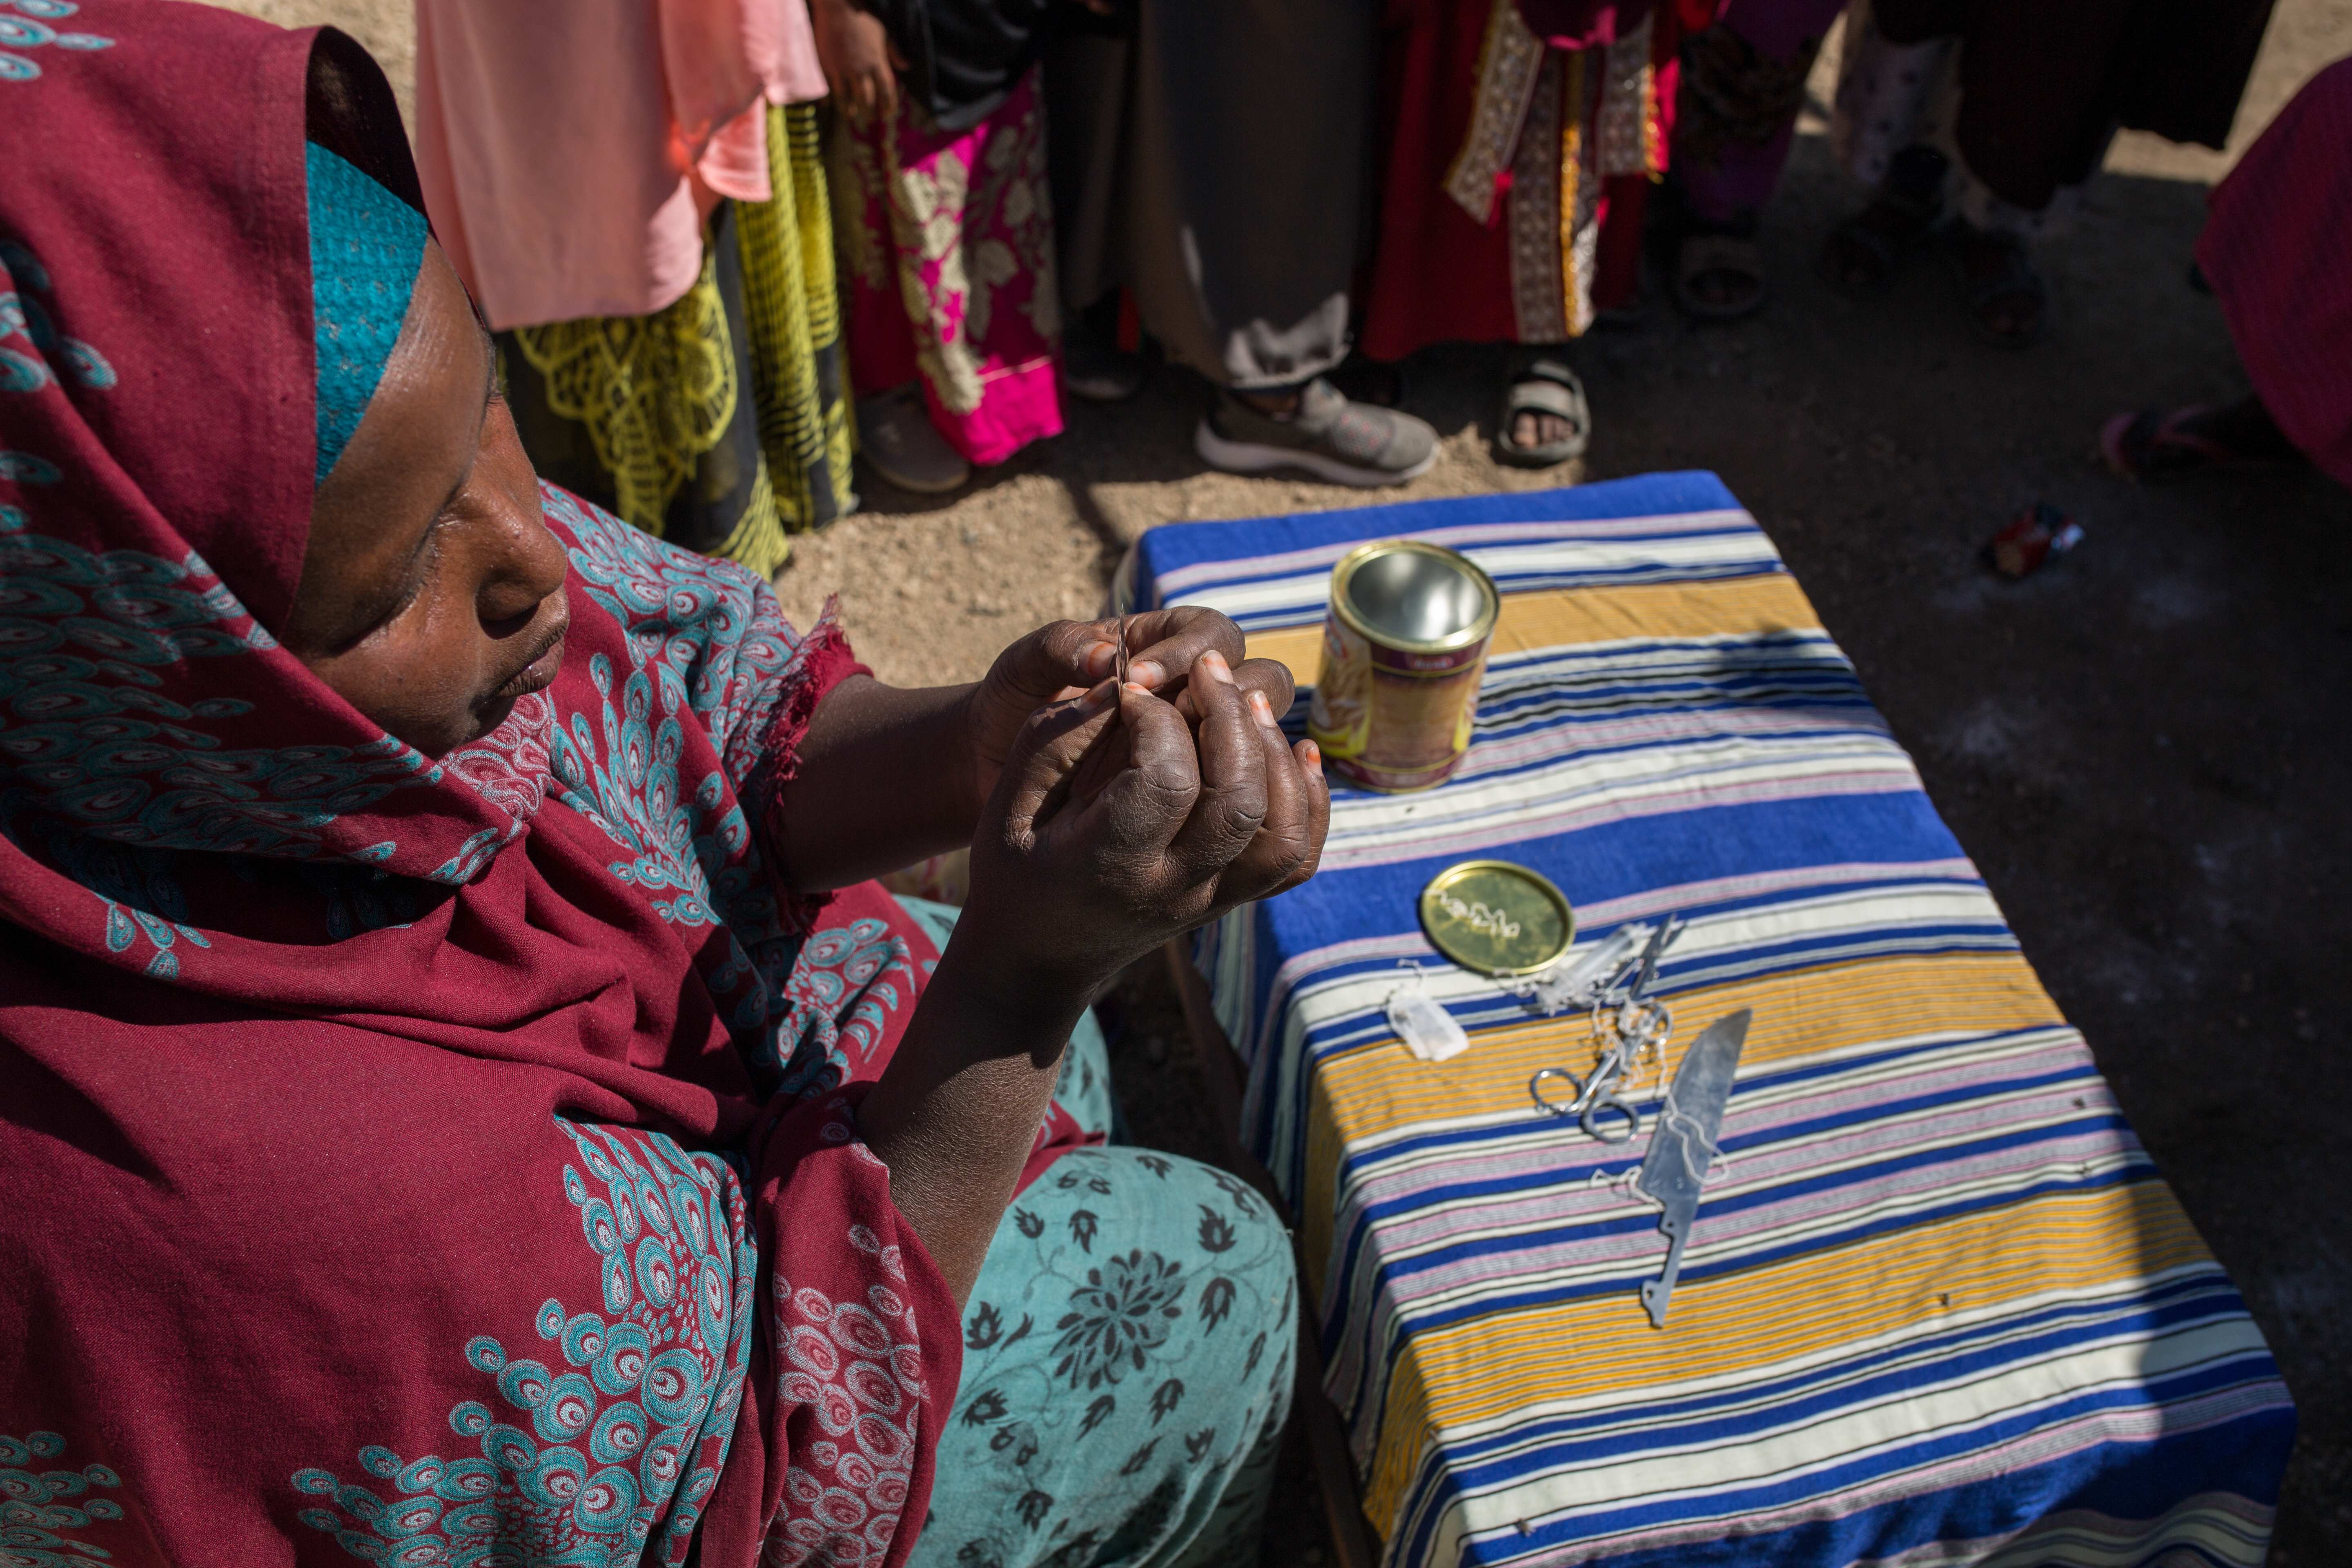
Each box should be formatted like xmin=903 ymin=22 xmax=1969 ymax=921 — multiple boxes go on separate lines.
xmin=772 ymin=610 xmax=1294 ymax=895
xmin=810 ymin=0 xmax=901 ymax=124
xmin=963 ymin=647 xmax=1327 ymax=1000
xmin=860 ymin=648 xmax=1327 ymax=1300
xmin=960 ymin=610 xmax=1298 ymax=824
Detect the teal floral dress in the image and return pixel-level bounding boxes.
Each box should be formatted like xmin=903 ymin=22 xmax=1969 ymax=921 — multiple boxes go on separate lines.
xmin=896 ymin=902 xmax=1298 ymax=1568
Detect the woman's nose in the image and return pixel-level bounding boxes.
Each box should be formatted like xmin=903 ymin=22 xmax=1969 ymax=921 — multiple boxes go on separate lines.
xmin=477 ymin=494 xmax=569 ymax=629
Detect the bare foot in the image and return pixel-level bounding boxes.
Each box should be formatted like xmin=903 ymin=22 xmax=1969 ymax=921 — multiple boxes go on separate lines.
xmin=1232 ymin=387 xmax=1303 ymax=418
xmin=1510 ymin=410 xmax=1576 ymax=452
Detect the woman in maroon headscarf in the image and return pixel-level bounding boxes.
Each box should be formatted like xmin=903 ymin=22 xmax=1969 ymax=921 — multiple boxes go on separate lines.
xmin=0 ymin=5 xmax=1321 ymax=1566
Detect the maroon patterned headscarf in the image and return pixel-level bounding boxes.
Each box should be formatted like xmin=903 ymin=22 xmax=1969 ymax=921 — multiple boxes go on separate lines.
xmin=0 ymin=6 xmax=976 ymax=1566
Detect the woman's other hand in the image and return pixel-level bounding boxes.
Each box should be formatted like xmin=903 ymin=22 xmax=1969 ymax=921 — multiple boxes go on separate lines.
xmin=861 ymin=647 xmax=1326 ymax=1301
xmin=811 ymin=0 xmax=901 ymax=124
xmin=964 ymin=648 xmax=1328 ymax=1000
xmin=962 ymin=609 xmax=1297 ymax=817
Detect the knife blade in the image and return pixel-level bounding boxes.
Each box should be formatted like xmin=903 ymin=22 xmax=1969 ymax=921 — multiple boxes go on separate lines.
xmin=1633 ymin=1007 xmax=1751 ymax=1328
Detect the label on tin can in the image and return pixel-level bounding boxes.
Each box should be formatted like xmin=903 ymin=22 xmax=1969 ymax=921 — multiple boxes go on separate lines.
xmin=1307 ymin=613 xmax=1373 ymax=759
xmin=1309 ymin=619 xmax=1487 ymax=790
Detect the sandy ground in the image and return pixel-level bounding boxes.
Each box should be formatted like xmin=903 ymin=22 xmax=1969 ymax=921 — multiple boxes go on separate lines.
xmin=205 ymin=0 xmax=2352 ymax=1559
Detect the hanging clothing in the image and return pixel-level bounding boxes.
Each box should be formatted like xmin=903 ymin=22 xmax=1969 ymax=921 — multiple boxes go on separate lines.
xmin=832 ymin=68 xmax=1064 ymax=468
xmin=2197 ymin=56 xmax=2352 ymax=490
xmin=415 ymin=0 xmax=853 ymax=571
xmin=412 ymin=0 xmax=828 ymax=330
xmin=866 ymin=0 xmax=1058 ymax=131
xmin=501 ymin=105 xmax=857 ymax=577
xmin=1047 ymin=0 xmax=1377 ymax=390
xmin=1670 ymin=0 xmax=1848 ymax=225
xmin=1361 ymin=0 xmax=1684 ymax=361
xmin=1856 ymin=0 xmax=2276 ymax=215
xmin=0 ymin=8 xmax=1292 ymax=1567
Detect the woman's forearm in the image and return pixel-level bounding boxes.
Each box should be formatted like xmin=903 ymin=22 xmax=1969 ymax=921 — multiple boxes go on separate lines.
xmin=772 ymin=675 xmax=981 ymax=891
xmin=858 ymin=933 xmax=1090 ymax=1304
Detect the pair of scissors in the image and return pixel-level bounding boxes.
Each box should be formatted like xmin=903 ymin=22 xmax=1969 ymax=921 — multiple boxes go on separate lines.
xmin=1528 ymin=916 xmax=1679 ymax=1143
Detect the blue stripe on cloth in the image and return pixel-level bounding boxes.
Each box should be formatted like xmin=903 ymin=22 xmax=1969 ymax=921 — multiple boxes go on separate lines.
xmin=1128 ymin=472 xmax=1750 ymax=597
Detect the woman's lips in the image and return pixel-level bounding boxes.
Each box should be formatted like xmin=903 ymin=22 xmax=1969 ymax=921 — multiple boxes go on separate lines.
xmin=490 ymin=618 xmax=568 ymax=704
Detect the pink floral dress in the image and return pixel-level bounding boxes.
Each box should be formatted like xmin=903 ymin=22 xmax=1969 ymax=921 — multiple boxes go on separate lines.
xmin=834 ymin=66 xmax=1063 ymax=467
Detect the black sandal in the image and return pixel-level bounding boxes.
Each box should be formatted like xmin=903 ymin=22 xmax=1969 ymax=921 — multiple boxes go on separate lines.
xmin=1674 ymin=231 xmax=1767 ymax=321
xmin=1495 ymin=359 xmax=1589 ymax=468
xmin=1944 ymin=221 xmax=2046 ymax=349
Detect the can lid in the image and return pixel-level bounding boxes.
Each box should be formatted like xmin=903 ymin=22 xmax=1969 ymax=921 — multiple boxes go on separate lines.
xmin=1330 ymin=540 xmax=1500 ymax=654
xmin=1418 ymin=860 xmax=1575 ymax=976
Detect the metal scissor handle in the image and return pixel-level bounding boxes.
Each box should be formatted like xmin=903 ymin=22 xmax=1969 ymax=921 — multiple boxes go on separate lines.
xmin=1528 ymin=1063 xmax=1642 ymax=1144
xmin=1530 ymin=1066 xmax=1587 ymax=1118
xmin=1579 ymin=1089 xmax=1640 ymax=1145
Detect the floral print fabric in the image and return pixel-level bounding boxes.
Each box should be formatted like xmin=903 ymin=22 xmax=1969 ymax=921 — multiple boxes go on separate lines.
xmin=833 ymin=64 xmax=1062 ymax=467
xmin=902 ymin=997 xmax=1298 ymax=1568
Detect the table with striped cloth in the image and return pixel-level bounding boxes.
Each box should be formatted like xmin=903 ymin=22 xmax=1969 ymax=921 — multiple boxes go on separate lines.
xmin=1111 ymin=473 xmax=2294 ymax=1568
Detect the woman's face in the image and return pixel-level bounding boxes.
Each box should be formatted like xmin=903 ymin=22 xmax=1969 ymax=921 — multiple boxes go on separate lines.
xmin=279 ymin=241 xmax=569 ymax=758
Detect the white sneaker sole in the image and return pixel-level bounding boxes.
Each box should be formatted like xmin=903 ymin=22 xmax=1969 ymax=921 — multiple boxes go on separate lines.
xmin=1194 ymin=420 xmax=1436 ymax=488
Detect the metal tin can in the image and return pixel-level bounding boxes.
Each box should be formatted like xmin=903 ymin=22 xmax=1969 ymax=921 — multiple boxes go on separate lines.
xmin=1307 ymin=539 xmax=1499 ymax=792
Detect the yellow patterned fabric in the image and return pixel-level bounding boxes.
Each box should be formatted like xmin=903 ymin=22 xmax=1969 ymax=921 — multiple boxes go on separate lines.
xmin=509 ymin=105 xmax=853 ymax=580
xmin=739 ymin=103 xmax=859 ymax=535
xmin=512 ymin=247 xmax=744 ymax=545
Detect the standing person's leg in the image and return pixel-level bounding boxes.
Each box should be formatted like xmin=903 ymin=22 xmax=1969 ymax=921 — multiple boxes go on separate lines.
xmin=1669 ymin=0 xmax=1852 ymax=318
xmin=833 ymin=70 xmax=1067 ymax=491
xmin=1817 ymin=0 xmax=1951 ymax=297
xmin=1044 ymin=14 xmax=1149 ymax=405
xmin=1117 ymin=0 xmax=1437 ymax=485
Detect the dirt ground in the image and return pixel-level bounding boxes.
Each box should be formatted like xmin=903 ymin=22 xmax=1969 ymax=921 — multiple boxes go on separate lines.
xmin=211 ymin=0 xmax=2352 ymax=1558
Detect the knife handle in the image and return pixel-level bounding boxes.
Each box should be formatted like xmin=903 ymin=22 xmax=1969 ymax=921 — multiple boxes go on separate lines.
xmin=1642 ymin=1213 xmax=1690 ymax=1329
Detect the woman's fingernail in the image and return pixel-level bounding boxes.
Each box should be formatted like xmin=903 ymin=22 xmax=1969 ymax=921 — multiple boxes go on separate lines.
xmin=1200 ymin=650 xmax=1234 ymax=684
xmin=1129 ymin=659 xmax=1165 ymax=688
xmin=1085 ymin=641 xmax=1117 ymax=677
xmin=1079 ymin=678 xmax=1116 ymax=711
xmin=1301 ymin=739 xmax=1323 ymax=777
xmin=1247 ymin=689 xmax=1277 ymax=728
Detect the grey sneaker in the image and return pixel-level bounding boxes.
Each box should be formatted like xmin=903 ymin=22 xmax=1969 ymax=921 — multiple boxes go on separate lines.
xmin=1195 ymin=377 xmax=1438 ymax=487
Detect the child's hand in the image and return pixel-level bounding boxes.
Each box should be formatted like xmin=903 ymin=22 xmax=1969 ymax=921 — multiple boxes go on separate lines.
xmin=811 ymin=0 xmax=904 ymax=124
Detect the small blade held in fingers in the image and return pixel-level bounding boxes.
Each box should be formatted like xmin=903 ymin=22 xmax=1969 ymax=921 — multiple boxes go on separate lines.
xmin=1114 ymin=615 xmax=1130 ymax=688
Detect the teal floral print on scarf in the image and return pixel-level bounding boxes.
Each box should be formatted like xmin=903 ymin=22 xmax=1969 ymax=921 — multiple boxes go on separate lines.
xmin=0 ymin=1428 xmax=128 ymax=1566
xmin=288 ymin=1120 xmax=756 ymax=1568
xmin=0 ymin=2 xmax=115 ymax=86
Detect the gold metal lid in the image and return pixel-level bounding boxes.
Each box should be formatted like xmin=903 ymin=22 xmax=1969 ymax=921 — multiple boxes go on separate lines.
xmin=1418 ymin=860 xmax=1575 ymax=977
xmin=1330 ymin=540 xmax=1501 ymax=655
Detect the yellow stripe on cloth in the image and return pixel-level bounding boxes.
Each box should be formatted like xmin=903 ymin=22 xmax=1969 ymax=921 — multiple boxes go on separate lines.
xmin=1243 ymin=572 xmax=1826 ymax=683
xmin=1360 ymin=1178 xmax=2217 ymax=1531
xmin=1298 ymin=951 xmax=2069 ymax=1282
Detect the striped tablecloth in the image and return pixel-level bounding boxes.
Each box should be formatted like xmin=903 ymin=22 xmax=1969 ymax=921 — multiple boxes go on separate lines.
xmin=1113 ymin=474 xmax=2294 ymax=1568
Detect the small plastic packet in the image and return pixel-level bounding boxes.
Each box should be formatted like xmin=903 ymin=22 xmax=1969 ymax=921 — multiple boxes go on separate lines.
xmin=1388 ymin=967 xmax=1470 ymax=1062
xmin=1985 ymin=502 xmax=2084 ymax=579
